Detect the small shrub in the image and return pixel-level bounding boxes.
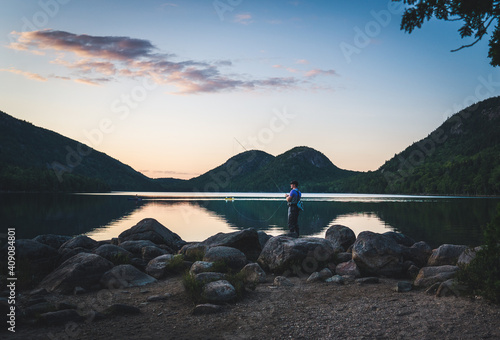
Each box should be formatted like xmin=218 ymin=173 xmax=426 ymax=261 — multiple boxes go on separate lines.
xmin=165 ymin=254 xmax=186 ymax=273
xmin=182 ymin=272 xmax=206 ymax=304
xmin=457 ymin=204 xmax=500 ymax=303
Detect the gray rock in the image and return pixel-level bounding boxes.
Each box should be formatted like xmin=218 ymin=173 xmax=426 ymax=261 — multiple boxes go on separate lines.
xmin=203 ymin=246 xmax=247 ymax=272
xmin=407 ymin=264 xmax=420 ymax=278
xmin=335 ymin=260 xmax=361 ymax=278
xmin=274 ymin=276 xmax=294 ymax=287
xmin=352 ymin=231 xmax=405 ymax=277
xmin=94 ymin=244 xmax=133 ymax=265
xmin=402 ymin=241 xmax=432 ymax=268
xmin=59 ymin=235 xmax=98 ymax=251
xmin=202 ymin=280 xmax=237 ymax=303
xmin=257 ymin=236 xmax=340 ymax=274
xmin=142 ymin=245 xmax=169 ymax=261
xmin=257 ymin=231 xmax=272 ymax=250
xmin=306 ymin=271 xmax=323 ymax=283
xmin=118 ymin=218 xmax=186 ymax=251
xmin=58 ymin=247 xmax=90 ymax=264
xmin=435 ymin=279 xmax=467 ymax=297
xmin=145 ymin=254 xmax=175 ymax=279
xmin=180 ymin=243 xmax=208 ymax=261
xmin=336 ymin=252 xmax=352 ymax=264
xmin=39 ymin=253 xmax=114 ymax=294
xmin=194 ymin=272 xmax=227 ymax=285
xmin=38 ymin=309 xmax=83 ymax=326
xmin=100 ymin=264 xmax=156 ymax=289
xmin=192 ymin=303 xmax=223 ymax=315
xmin=382 ymin=231 xmax=415 ymax=247
xmin=325 ymin=225 xmax=356 ymax=251
xmin=190 ymin=261 xmax=216 ymax=275
xmin=427 ymin=244 xmax=468 ymax=266
xmin=319 ymin=268 xmax=333 ymax=279
xmin=325 ymin=275 xmax=345 ymax=285
xmin=7 ymin=239 xmax=59 ymax=285
xmin=457 ymin=246 xmax=482 ymax=267
xmin=395 ymin=281 xmax=413 ymax=293
xmin=307 ymin=268 xmax=333 ymax=283
xmin=23 ymin=302 xmax=57 ymax=317
xmin=414 ymin=265 xmax=460 ymax=287
xmin=119 ymin=240 xmax=158 ymax=256
xmin=240 ymin=263 xmax=266 ymax=284
xmin=197 ymin=228 xmax=262 ymax=261
xmin=32 ymin=234 xmax=72 ymax=250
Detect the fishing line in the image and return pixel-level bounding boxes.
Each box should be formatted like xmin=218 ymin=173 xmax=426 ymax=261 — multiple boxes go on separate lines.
xmin=229 ymin=137 xmax=288 ymax=225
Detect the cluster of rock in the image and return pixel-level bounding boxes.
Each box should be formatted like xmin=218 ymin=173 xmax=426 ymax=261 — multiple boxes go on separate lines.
xmin=2 ymin=219 xmax=478 ymax=324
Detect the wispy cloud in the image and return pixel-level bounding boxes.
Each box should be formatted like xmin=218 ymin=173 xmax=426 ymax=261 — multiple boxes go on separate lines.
xmin=234 ymin=13 xmax=253 ymax=25
xmin=305 ymin=69 xmax=337 ymax=78
xmin=296 ymin=59 xmax=309 ymax=64
xmin=0 ymin=67 xmax=47 ymax=81
xmin=6 ymin=29 xmax=334 ymax=94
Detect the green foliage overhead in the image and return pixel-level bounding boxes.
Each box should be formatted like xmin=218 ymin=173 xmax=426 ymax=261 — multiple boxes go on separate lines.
xmin=394 ymin=0 xmax=500 ymax=66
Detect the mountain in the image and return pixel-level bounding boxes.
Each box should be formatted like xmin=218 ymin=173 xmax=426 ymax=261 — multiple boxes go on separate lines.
xmin=237 ymin=147 xmax=357 ymax=192
xmin=0 ymin=110 xmax=157 ymax=192
xmin=329 ymin=96 xmax=500 ymax=195
xmin=158 ymin=146 xmax=357 ymax=192
xmin=2 ymin=95 xmax=499 ymax=194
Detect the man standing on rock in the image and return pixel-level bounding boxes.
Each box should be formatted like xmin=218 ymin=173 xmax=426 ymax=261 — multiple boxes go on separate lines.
xmin=286 ymin=180 xmax=302 ymax=237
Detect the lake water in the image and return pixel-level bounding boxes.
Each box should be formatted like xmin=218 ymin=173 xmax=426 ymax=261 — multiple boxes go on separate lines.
xmin=1 ymin=192 xmax=499 ymax=248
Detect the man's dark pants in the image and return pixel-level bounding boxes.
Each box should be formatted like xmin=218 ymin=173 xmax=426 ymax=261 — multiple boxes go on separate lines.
xmin=288 ymin=204 xmax=300 ymax=236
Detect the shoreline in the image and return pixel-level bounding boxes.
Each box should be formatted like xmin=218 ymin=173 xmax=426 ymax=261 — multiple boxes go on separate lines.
xmin=3 ymin=218 xmax=500 ymax=339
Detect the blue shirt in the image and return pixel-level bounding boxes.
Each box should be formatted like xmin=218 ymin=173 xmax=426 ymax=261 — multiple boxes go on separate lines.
xmin=288 ymin=188 xmax=301 ymax=205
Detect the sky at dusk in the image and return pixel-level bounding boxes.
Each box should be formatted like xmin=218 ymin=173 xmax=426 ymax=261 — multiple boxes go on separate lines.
xmin=1 ymin=0 xmax=499 ymax=180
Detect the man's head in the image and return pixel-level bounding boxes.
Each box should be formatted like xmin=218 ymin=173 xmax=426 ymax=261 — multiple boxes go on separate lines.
xmin=290 ymin=180 xmax=299 ymax=188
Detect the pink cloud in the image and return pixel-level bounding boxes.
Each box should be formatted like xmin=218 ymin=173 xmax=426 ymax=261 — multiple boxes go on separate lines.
xmin=305 ymin=69 xmax=337 ymax=78
xmin=0 ymin=67 xmax=47 ymax=81
xmin=7 ymin=29 xmax=335 ymax=94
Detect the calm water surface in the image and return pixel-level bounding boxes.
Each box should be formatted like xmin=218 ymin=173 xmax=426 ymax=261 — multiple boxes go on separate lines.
xmin=1 ymin=192 xmax=499 ymax=248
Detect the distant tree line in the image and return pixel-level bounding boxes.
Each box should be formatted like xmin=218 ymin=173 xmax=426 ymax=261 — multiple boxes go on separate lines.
xmin=0 ymin=165 xmax=110 ymax=192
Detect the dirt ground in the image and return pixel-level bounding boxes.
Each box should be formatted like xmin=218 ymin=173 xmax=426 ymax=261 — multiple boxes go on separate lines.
xmin=6 ymin=274 xmax=500 ymax=340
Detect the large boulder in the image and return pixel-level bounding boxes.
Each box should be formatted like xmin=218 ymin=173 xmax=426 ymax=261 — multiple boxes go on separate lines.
xmin=118 ymin=218 xmax=186 ymax=251
xmin=32 ymin=234 xmax=72 ymax=250
xmin=402 ymin=241 xmax=433 ymax=268
xmin=202 ymin=280 xmax=237 ymax=303
xmin=59 ymin=235 xmax=99 ymax=252
xmin=427 ymin=244 xmax=468 ymax=266
xmin=197 ymin=229 xmax=262 ymax=261
xmin=352 ymin=231 xmax=405 ymax=277
xmin=119 ymin=240 xmax=160 ymax=256
xmin=100 ymin=264 xmax=156 ymax=289
xmin=94 ymin=244 xmax=133 ymax=265
xmin=335 ymin=260 xmax=361 ymax=278
xmin=203 ymin=246 xmax=247 ymax=272
xmin=257 ymin=236 xmax=339 ymax=274
xmin=240 ymin=263 xmax=267 ymax=284
xmin=145 ymin=254 xmax=175 ymax=279
xmin=457 ymin=246 xmax=482 ymax=267
xmin=414 ymin=265 xmax=459 ymax=287
xmin=7 ymin=239 xmax=60 ymax=287
xmin=325 ymin=225 xmax=356 ymax=252
xmin=39 ymin=253 xmax=114 ymax=294
xmin=382 ymin=232 xmax=416 ymax=247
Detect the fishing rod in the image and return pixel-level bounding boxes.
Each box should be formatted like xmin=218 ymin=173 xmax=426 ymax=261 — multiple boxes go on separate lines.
xmin=233 ymin=137 xmax=284 ymax=193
